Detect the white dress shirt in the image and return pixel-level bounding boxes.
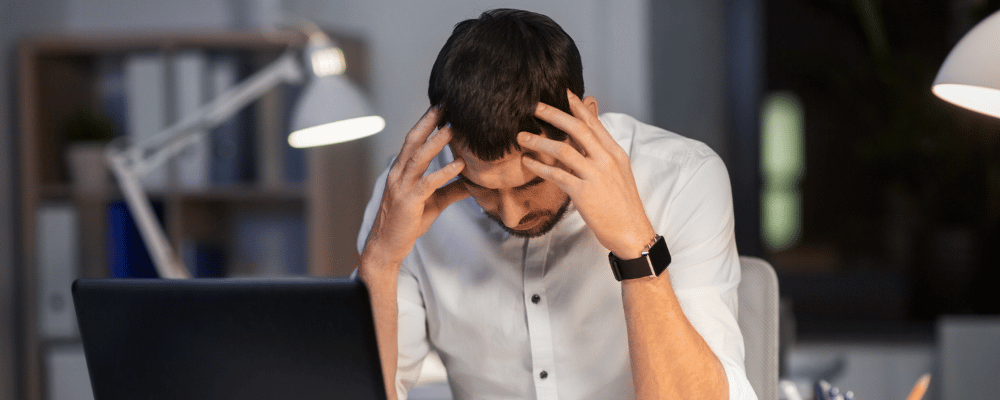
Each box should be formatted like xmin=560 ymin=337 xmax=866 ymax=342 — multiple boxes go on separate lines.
xmin=357 ymin=113 xmax=757 ymax=400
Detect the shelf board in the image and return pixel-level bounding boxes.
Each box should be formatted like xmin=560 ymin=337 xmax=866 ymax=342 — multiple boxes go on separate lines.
xmin=39 ymin=183 xmax=307 ymax=203
xmin=22 ymin=30 xmax=306 ymax=56
xmin=167 ymin=184 xmax=307 ymax=203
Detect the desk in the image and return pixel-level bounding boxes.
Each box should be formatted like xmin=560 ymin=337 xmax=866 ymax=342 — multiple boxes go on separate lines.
xmin=784 ymin=340 xmax=934 ymax=400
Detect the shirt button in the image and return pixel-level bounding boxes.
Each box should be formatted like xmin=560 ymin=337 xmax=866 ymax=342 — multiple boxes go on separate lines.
xmin=540 ymin=371 xmax=548 ymax=379
xmin=531 ymin=294 xmax=541 ymax=304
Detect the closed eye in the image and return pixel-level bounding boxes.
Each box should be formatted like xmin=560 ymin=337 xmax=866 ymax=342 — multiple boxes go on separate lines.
xmin=515 ymin=177 xmax=545 ymax=191
xmin=457 ymin=174 xmax=544 ymax=191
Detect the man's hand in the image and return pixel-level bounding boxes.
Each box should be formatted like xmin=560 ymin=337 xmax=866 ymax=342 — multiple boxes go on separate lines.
xmin=518 ymin=90 xmax=656 ymax=259
xmin=361 ymin=107 xmax=470 ymax=270
xmin=359 ymin=108 xmax=469 ymax=400
xmin=522 ymin=91 xmax=729 ymax=399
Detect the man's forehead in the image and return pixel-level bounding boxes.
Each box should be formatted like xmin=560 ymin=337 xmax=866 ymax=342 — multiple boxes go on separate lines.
xmin=450 ymin=142 xmax=528 ymax=167
xmin=449 ymin=142 xmax=539 ymax=189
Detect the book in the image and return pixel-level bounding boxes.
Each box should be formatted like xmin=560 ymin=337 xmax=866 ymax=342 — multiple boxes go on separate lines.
xmin=283 ymin=84 xmax=306 ymax=183
xmin=98 ymin=56 xmax=128 ymax=139
xmin=173 ymin=51 xmax=211 ymax=190
xmin=106 ymin=200 xmax=161 ymax=279
xmin=124 ymin=53 xmax=169 ymax=190
xmin=45 ymin=344 xmax=93 ymax=400
xmin=254 ymin=54 xmax=287 ymax=188
xmin=209 ymin=53 xmax=255 ymax=185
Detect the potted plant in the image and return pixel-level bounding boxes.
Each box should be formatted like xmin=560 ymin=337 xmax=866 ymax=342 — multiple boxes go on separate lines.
xmin=63 ymin=108 xmax=117 ymax=194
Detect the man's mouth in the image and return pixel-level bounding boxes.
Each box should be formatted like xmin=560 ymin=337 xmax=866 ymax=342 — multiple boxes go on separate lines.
xmin=513 ymin=215 xmax=544 ymax=231
xmin=482 ymin=198 xmax=571 ymax=238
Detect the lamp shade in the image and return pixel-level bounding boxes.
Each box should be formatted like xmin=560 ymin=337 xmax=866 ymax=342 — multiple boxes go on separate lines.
xmin=932 ymin=10 xmax=1000 ymax=119
xmin=288 ymin=35 xmax=385 ymax=148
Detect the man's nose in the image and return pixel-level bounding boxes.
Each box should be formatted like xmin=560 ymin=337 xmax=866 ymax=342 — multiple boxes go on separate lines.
xmin=498 ymin=191 xmax=528 ymax=228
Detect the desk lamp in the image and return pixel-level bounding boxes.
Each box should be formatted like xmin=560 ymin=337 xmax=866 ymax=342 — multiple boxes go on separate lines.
xmin=106 ymin=27 xmax=384 ymax=279
xmin=932 ymin=10 xmax=1000 ymax=119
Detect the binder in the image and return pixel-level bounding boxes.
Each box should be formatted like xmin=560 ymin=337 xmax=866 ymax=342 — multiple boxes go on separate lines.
xmin=36 ymin=203 xmax=80 ymax=339
xmin=106 ymin=200 xmax=161 ymax=278
xmin=173 ymin=51 xmax=211 ymax=189
xmin=209 ymin=54 xmax=254 ymax=185
xmin=124 ymin=53 xmax=169 ymax=190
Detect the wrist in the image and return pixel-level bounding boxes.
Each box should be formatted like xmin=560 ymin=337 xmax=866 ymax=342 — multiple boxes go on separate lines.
xmin=360 ymin=239 xmax=405 ymax=276
xmin=610 ymin=225 xmax=658 ymax=260
xmin=358 ymin=256 xmax=400 ymax=291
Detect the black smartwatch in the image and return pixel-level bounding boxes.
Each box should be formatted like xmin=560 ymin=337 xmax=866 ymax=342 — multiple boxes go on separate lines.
xmin=608 ymin=235 xmax=671 ymax=281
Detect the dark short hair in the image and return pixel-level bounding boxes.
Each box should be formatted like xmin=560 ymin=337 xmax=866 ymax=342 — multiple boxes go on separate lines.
xmin=428 ymin=9 xmax=585 ymax=161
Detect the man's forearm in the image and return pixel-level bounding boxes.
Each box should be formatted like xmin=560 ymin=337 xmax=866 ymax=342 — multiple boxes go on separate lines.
xmin=622 ymin=273 xmax=728 ymax=400
xmin=358 ymin=262 xmax=400 ymax=400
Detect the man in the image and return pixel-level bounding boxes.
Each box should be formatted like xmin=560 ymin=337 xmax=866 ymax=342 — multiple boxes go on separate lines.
xmin=356 ymin=9 xmax=756 ymax=400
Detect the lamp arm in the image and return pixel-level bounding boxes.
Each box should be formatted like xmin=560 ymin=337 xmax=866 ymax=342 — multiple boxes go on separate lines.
xmin=106 ymin=50 xmax=305 ymax=279
xmin=118 ymin=51 xmax=305 ymax=175
xmin=106 ymin=151 xmax=190 ymax=278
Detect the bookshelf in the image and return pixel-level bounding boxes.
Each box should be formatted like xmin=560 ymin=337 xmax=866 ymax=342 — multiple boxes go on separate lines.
xmin=16 ymin=31 xmax=372 ymax=400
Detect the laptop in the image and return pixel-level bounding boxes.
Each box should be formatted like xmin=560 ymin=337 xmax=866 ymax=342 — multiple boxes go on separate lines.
xmin=72 ymin=278 xmax=387 ymax=400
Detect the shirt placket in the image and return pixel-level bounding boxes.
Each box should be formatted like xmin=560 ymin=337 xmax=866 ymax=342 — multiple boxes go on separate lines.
xmin=522 ymin=235 xmax=559 ymax=400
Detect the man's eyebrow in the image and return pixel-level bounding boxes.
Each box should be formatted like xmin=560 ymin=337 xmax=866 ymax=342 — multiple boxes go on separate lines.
xmin=456 ymin=174 xmax=545 ymax=190
xmin=516 ymin=176 xmax=545 ymax=190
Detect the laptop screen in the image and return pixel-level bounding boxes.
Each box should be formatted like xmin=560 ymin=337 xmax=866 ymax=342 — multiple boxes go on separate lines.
xmin=72 ymin=278 xmax=386 ymax=400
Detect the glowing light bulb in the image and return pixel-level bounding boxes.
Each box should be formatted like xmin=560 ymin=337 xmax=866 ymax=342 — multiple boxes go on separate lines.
xmin=288 ymin=116 xmax=385 ymax=148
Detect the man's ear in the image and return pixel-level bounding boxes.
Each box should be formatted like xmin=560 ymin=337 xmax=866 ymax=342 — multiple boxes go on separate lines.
xmin=583 ymin=96 xmax=599 ymax=116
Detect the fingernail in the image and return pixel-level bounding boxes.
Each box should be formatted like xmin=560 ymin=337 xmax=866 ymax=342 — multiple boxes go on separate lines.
xmin=536 ymin=103 xmax=546 ymax=111
xmin=518 ymin=132 xmax=530 ymax=142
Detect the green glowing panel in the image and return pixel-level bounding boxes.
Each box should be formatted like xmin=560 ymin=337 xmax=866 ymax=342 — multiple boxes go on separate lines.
xmin=761 ymin=92 xmax=805 ymax=184
xmin=762 ymin=188 xmax=801 ymax=250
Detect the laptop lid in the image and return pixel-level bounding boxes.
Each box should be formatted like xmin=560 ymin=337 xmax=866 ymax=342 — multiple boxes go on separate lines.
xmin=72 ymin=278 xmax=386 ymax=400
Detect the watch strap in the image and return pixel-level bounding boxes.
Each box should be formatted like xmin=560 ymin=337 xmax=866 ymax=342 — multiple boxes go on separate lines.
xmin=608 ymin=235 xmax=671 ymax=281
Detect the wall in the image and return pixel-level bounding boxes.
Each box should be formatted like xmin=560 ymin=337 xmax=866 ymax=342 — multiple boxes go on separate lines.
xmin=649 ymin=0 xmax=729 ymax=162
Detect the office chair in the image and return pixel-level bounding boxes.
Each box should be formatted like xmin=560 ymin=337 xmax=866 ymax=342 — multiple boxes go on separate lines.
xmin=738 ymin=256 xmax=780 ymax=400
xmin=938 ymin=316 xmax=1000 ymax=400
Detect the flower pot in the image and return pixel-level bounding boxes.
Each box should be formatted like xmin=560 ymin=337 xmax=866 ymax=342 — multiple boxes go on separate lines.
xmin=66 ymin=142 xmax=112 ymax=195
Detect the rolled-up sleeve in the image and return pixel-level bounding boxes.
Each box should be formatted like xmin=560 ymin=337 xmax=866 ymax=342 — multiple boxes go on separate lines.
xmin=649 ymin=142 xmax=757 ymax=400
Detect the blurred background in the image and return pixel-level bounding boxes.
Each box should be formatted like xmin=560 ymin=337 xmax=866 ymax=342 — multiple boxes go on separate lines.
xmin=1 ymin=0 xmax=998 ymax=399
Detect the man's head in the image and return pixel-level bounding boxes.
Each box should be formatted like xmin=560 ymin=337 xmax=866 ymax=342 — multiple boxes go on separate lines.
xmin=428 ymin=8 xmax=584 ymax=161
xmin=428 ymin=9 xmax=589 ymax=238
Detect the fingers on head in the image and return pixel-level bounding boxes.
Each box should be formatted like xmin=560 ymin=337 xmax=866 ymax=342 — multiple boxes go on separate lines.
xmin=401 ymin=107 xmax=440 ymax=156
xmin=420 ymin=158 xmax=464 ymax=193
xmin=403 ymin=126 xmax=451 ymax=178
xmin=536 ymin=104 xmax=595 ymax=148
xmin=523 ymin=156 xmax=578 ymax=193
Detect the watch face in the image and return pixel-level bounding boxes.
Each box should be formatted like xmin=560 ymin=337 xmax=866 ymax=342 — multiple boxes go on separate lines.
xmin=647 ymin=236 xmax=671 ymax=275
